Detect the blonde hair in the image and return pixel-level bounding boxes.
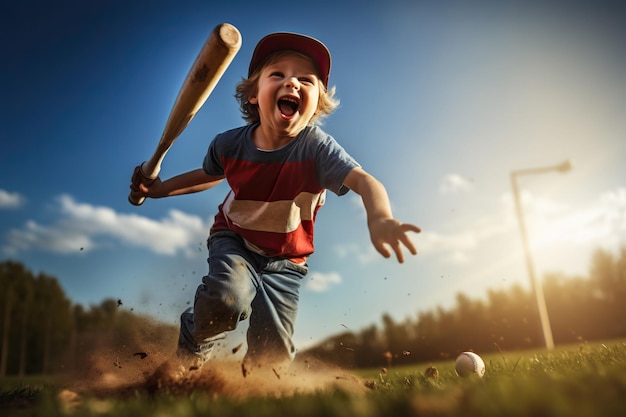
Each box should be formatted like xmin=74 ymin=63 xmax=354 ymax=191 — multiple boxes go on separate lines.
xmin=235 ymin=51 xmax=339 ymax=125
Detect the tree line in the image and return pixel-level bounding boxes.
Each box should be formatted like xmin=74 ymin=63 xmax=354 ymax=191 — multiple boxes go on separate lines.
xmin=0 ymin=261 xmax=177 ymax=377
xmin=303 ymin=247 xmax=626 ymax=368
xmin=1 ymin=246 xmax=625 ymax=375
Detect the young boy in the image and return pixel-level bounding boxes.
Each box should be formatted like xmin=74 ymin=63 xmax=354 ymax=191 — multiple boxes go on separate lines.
xmin=131 ymin=32 xmax=420 ymax=375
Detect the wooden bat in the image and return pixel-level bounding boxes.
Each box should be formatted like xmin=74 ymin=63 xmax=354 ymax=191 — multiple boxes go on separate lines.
xmin=129 ymin=23 xmax=241 ymax=205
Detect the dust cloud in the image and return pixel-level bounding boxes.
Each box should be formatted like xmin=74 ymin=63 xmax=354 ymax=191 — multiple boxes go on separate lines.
xmin=61 ymin=321 xmax=368 ymax=402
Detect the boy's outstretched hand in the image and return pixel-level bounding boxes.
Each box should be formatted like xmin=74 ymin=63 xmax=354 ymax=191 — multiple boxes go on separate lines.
xmin=368 ymin=217 xmax=421 ymax=263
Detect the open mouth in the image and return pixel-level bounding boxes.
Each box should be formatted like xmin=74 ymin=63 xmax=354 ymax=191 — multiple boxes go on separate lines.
xmin=278 ymin=96 xmax=299 ymax=117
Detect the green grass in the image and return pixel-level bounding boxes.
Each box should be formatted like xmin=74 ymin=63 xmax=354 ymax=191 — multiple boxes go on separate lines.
xmin=2 ymin=340 xmax=625 ymax=416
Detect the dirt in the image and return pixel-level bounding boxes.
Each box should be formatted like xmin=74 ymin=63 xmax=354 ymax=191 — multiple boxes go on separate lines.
xmin=61 ymin=341 xmax=368 ymax=403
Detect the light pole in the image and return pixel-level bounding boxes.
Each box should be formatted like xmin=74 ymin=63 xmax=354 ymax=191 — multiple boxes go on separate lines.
xmin=510 ymin=160 xmax=572 ymax=350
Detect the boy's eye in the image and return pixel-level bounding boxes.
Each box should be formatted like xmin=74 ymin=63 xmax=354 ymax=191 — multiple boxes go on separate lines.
xmin=267 ymin=71 xmax=316 ymax=85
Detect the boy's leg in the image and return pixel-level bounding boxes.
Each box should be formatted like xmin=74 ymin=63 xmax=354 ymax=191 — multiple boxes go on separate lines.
xmin=177 ymin=306 xmax=226 ymax=370
xmin=178 ymin=232 xmax=259 ymax=359
xmin=243 ymin=258 xmax=307 ymax=374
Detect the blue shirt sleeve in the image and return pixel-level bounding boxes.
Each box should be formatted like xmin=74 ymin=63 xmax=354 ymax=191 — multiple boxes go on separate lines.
xmin=202 ymin=133 xmax=224 ymax=176
xmin=309 ymin=127 xmax=360 ymax=196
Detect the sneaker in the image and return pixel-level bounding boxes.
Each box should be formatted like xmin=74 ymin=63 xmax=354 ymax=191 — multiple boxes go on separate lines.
xmin=177 ymin=333 xmax=226 ymax=373
xmin=193 ymin=339 xmax=216 ymax=370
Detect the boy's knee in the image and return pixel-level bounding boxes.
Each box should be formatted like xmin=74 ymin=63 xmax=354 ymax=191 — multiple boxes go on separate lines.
xmin=193 ymin=284 xmax=250 ymax=339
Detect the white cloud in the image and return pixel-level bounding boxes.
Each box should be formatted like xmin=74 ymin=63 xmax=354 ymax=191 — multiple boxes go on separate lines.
xmin=2 ymin=194 xmax=211 ymax=256
xmin=0 ymin=189 xmax=25 ymax=209
xmin=304 ymin=271 xmax=342 ymax=292
xmin=439 ymin=174 xmax=474 ymax=195
xmin=321 ymin=186 xmax=624 ymax=279
xmin=423 ymin=187 xmax=626 ymax=273
xmin=418 ymin=230 xmax=477 ymax=264
xmin=524 ymin=187 xmax=626 ymax=250
xmin=4 ymin=220 xmax=94 ymax=254
xmin=332 ymin=242 xmax=381 ymax=264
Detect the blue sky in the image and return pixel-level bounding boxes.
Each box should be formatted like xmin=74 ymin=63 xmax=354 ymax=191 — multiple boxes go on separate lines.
xmin=1 ymin=0 xmax=625 ymax=350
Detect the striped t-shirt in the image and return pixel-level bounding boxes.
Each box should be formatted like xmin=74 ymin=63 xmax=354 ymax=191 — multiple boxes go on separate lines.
xmin=204 ymin=124 xmax=360 ymax=263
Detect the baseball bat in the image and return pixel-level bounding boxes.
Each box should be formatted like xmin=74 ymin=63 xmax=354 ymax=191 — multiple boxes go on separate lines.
xmin=129 ymin=23 xmax=241 ymax=205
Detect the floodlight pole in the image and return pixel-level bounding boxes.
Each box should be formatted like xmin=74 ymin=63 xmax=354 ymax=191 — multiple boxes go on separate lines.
xmin=510 ymin=160 xmax=572 ymax=350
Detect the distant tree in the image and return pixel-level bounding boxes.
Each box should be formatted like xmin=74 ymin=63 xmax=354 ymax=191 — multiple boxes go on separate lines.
xmin=20 ymin=272 xmax=72 ymax=374
xmin=381 ymin=313 xmax=402 ymax=360
xmin=0 ymin=260 xmax=180 ymax=376
xmin=486 ymin=285 xmax=539 ymax=349
xmin=413 ymin=310 xmax=439 ymax=359
xmin=543 ymin=272 xmax=601 ymax=343
xmin=452 ymin=293 xmax=491 ymax=353
xmin=588 ymin=248 xmax=626 ymax=337
xmin=590 ymin=249 xmax=617 ymax=301
xmin=354 ymin=324 xmax=383 ymax=368
xmin=0 ymin=261 xmax=31 ymax=376
xmin=0 ymin=264 xmax=16 ymax=376
xmin=17 ymin=273 xmax=33 ymax=377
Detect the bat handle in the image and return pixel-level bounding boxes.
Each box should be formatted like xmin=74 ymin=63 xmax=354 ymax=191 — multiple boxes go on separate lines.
xmin=128 ymin=162 xmax=159 ymax=206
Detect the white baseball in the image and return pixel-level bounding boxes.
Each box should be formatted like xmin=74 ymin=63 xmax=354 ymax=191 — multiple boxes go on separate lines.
xmin=455 ymin=352 xmax=486 ymax=378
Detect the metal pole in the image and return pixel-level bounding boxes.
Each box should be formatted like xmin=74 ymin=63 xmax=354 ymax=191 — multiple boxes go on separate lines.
xmin=510 ymin=172 xmax=555 ymax=350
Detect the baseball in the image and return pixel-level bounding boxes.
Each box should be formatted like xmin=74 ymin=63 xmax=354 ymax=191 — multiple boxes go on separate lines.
xmin=455 ymin=352 xmax=486 ymax=378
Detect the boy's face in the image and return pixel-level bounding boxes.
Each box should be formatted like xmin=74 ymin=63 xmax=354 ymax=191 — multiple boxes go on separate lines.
xmin=249 ymin=53 xmax=320 ymax=138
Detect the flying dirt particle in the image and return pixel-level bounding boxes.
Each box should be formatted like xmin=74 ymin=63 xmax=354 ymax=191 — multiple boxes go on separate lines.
xmin=117 ymin=299 xmax=123 ymax=307
xmin=364 ymin=380 xmax=377 ymax=390
xmin=383 ymin=351 xmax=392 ymax=366
xmin=113 ymin=358 xmax=121 ymax=368
xmin=403 ymin=350 xmax=411 ymax=356
xmin=58 ymin=389 xmax=81 ymax=413
xmin=272 ymin=368 xmax=281 ymax=380
xmin=425 ymin=366 xmax=439 ymax=379
xmin=133 ymin=352 xmax=148 ymax=359
xmin=231 ymin=343 xmax=243 ymax=354
xmin=80 ymin=247 xmax=84 ymax=251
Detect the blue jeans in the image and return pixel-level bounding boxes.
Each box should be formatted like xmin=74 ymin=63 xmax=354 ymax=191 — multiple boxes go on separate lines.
xmin=178 ymin=230 xmax=307 ymax=369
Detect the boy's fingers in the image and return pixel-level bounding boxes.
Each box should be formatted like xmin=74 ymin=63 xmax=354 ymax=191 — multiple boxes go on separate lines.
xmin=399 ymin=223 xmax=420 ymax=257
xmin=377 ymin=240 xmax=407 ymax=263
xmin=401 ymin=236 xmax=417 ymax=255
xmin=393 ymin=244 xmax=405 ymax=263
xmin=373 ymin=222 xmax=421 ymax=262
xmin=401 ymin=223 xmax=421 ymax=234
xmin=375 ymin=243 xmax=391 ymax=259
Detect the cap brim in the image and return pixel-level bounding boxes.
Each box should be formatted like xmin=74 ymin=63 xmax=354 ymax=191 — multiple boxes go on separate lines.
xmin=249 ymin=32 xmax=331 ymax=88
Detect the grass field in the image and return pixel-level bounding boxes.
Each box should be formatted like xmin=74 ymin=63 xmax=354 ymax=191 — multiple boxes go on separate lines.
xmin=1 ymin=340 xmax=625 ymax=416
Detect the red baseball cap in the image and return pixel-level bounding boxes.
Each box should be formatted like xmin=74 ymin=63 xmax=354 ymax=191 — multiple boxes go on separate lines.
xmin=248 ymin=32 xmax=331 ymax=88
